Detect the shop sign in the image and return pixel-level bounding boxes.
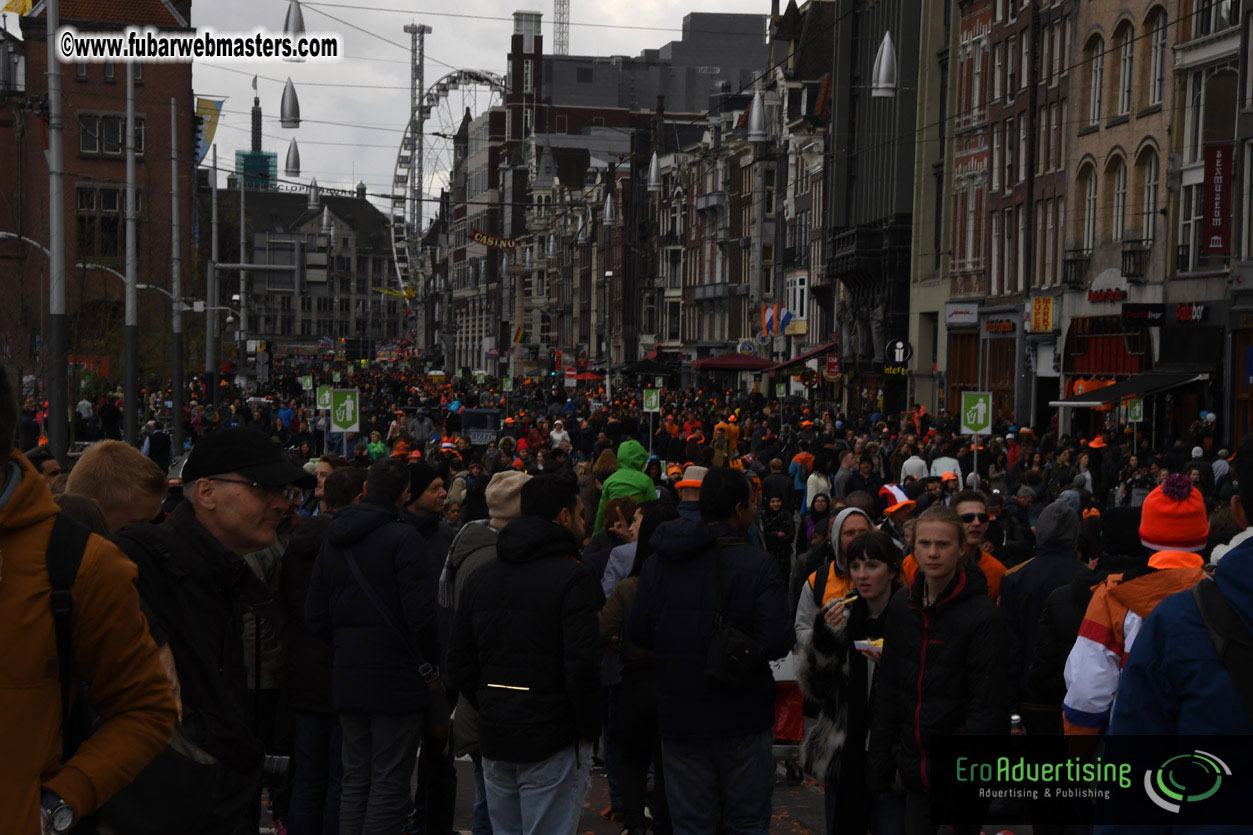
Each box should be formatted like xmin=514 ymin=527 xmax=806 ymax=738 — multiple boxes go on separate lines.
xmin=945 ymin=302 xmax=980 ymax=326
xmin=985 ymin=319 xmax=1015 ymax=334
xmin=470 ymin=228 xmax=518 ymax=250
xmin=1175 ymin=302 xmax=1209 ymax=323
xmin=1088 ymin=289 xmax=1128 ymax=303
xmin=1202 ymin=144 xmax=1234 ymax=254
xmin=1122 ymin=303 xmax=1166 ymax=326
xmin=1030 ymin=297 xmax=1055 ymax=332
xmin=825 ymin=353 xmax=842 ymax=377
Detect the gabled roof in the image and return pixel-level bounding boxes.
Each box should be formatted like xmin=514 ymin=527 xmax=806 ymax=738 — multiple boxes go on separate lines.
xmin=29 ymin=0 xmax=186 ymax=27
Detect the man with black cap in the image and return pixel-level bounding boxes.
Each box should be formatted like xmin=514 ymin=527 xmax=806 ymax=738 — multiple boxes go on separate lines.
xmin=114 ymin=427 xmax=315 ymax=834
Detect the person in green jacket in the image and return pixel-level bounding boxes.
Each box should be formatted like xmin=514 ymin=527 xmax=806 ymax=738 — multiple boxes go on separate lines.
xmin=366 ymin=430 xmax=389 ymax=461
xmin=593 ymin=440 xmax=659 ymax=532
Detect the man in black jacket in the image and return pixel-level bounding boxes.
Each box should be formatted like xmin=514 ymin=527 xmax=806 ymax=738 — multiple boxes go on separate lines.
xmin=627 ymin=467 xmax=794 ymax=835
xmin=306 ymin=458 xmax=440 ymax=835
xmin=449 ymin=473 xmax=602 ymax=835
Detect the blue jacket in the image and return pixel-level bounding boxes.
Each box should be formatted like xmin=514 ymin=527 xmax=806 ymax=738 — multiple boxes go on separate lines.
xmin=306 ymin=497 xmax=440 ymax=714
xmin=1110 ymin=536 xmax=1253 ymax=737
xmin=627 ymin=518 xmax=794 ymax=739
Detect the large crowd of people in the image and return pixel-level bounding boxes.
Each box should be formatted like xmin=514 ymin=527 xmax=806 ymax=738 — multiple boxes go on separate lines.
xmin=5 ymin=364 xmax=1252 ymax=835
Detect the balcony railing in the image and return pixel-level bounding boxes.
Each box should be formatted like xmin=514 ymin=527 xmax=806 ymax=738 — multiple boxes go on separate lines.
xmin=695 ymin=191 xmax=727 ymax=215
xmin=1062 ymin=249 xmax=1090 ymax=288
xmin=1121 ymin=239 xmax=1152 ymax=280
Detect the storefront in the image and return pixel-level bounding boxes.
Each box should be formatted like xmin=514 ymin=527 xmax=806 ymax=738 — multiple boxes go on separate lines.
xmin=1060 ymin=312 xmax=1150 ymax=437
xmin=1026 ymin=295 xmax=1061 ymax=431
xmin=944 ymin=301 xmax=980 ymax=418
xmin=979 ymin=311 xmax=1019 ymax=426
xmin=1156 ymin=299 xmax=1225 ymax=449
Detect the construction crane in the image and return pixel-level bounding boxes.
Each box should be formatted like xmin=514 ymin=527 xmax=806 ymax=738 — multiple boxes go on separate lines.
xmin=553 ymin=0 xmax=569 ymax=55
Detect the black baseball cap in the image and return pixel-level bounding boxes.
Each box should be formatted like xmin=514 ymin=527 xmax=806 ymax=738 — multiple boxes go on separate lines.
xmin=182 ymin=428 xmax=316 ymax=489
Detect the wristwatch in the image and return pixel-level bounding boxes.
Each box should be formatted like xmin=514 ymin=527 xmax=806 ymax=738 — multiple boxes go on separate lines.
xmin=40 ymin=789 xmax=75 ymax=834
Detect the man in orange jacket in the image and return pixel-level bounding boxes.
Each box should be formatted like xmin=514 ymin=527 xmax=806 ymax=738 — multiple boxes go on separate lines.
xmin=0 ymin=366 xmax=176 ymax=835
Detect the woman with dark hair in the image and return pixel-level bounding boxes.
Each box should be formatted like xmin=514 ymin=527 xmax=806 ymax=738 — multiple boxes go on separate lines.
xmin=799 ymin=493 xmax=833 ymax=554
xmin=798 ymin=529 xmax=902 ymax=835
xmin=599 ymin=501 xmax=679 ymax=835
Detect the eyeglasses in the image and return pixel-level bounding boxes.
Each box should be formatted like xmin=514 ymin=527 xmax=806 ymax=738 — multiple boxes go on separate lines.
xmin=206 ymin=477 xmax=299 ymax=502
xmin=959 ymin=513 xmax=991 ymax=524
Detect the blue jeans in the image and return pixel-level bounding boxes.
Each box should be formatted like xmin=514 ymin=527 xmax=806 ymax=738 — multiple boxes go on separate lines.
xmin=471 ymin=751 xmax=493 ymax=835
xmin=287 ymin=712 xmax=342 ymax=835
xmin=661 ymin=729 xmax=773 ymax=835
xmin=483 ymin=741 xmax=592 ymax=835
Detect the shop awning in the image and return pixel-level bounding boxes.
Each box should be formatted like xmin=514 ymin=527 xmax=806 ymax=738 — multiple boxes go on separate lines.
xmin=1049 ymin=370 xmax=1208 ymax=408
xmin=691 ymin=353 xmax=777 ymax=372
xmin=766 ymin=340 xmax=840 ymax=373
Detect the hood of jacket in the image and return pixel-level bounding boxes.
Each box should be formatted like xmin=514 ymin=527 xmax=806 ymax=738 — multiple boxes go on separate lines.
xmin=1214 ymin=533 xmax=1253 ymax=636
xmin=448 ymin=519 xmax=499 ymax=569
xmin=0 ymin=453 xmax=57 ymax=535
xmin=650 ymin=516 xmax=723 ymax=562
xmin=829 ymin=507 xmax=872 ymax=568
xmin=616 ymin=440 xmax=648 ymax=472
xmin=907 ymin=561 xmax=990 ymax=611
xmin=496 ymin=515 xmax=581 ymax=565
xmin=326 ymin=496 xmax=404 ymax=546
xmin=1036 ymin=500 xmax=1080 ymax=549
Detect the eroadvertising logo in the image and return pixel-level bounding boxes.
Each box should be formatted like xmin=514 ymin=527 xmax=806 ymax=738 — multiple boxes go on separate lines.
xmin=1143 ymin=750 xmax=1231 ymax=813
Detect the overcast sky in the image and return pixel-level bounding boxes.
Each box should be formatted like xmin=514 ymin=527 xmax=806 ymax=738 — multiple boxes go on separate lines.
xmin=6 ymin=0 xmax=766 ymax=217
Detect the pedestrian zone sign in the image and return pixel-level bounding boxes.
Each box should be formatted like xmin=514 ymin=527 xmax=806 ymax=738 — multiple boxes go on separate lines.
xmin=643 ymin=389 xmax=660 ymax=412
xmin=331 ymin=388 xmax=360 ymax=433
xmin=503 ymin=377 xmax=513 ymax=392
xmin=316 ymin=386 xmax=332 ymax=410
xmin=476 ymin=371 xmax=486 ymax=384
xmin=1127 ymin=398 xmax=1144 ymax=423
xmin=655 ymin=377 xmax=664 ymax=389
xmin=300 ymin=375 xmax=313 ymax=390
xmin=960 ymin=391 xmax=992 ymax=436
xmin=332 ymin=371 xmax=341 ymax=383
xmin=776 ymin=383 xmax=786 ymax=398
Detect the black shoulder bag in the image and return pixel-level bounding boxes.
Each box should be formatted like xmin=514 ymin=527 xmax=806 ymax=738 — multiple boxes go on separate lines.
xmin=341 ymin=547 xmax=451 ymax=740
xmin=704 ymin=535 xmax=767 ymax=690
xmin=1192 ymin=577 xmax=1253 ymax=726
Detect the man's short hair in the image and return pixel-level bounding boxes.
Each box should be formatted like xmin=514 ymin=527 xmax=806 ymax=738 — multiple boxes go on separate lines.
xmin=0 ymin=364 xmax=17 ymax=452
xmin=323 ymin=467 xmax=367 ymax=511
xmin=769 ymin=458 xmax=783 ymax=472
xmin=66 ymin=440 xmax=167 ymax=512
xmin=319 ymin=454 xmax=349 ymax=467
xmin=951 ymin=488 xmax=989 ymax=508
xmin=699 ymin=467 xmax=751 ymax=523
xmin=843 ymin=490 xmax=877 ymax=518
xmin=366 ymin=458 xmax=410 ymax=505
xmin=520 ymin=473 xmax=580 ymax=522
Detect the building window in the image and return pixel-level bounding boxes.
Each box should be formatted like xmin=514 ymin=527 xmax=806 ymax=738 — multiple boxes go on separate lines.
xmin=1142 ymin=150 xmax=1159 ymax=242
xmin=1043 ymin=24 xmax=1052 ymax=84
xmin=103 ymin=61 xmax=115 ymax=82
xmin=1117 ymin=27 xmax=1133 ymax=115
xmin=991 ymin=124 xmax=1001 ymax=190
xmin=1007 ymin=37 xmax=1017 ymax=102
xmin=1038 ymin=106 xmax=1048 ymax=174
xmin=1112 ymin=159 xmax=1127 ymax=242
xmin=993 ymin=43 xmax=1003 ymax=100
xmin=1180 ymin=183 xmax=1202 ymax=271
xmin=1089 ymin=39 xmax=1104 ymax=124
xmin=1083 ymin=169 xmax=1097 ymax=252
xmin=75 ymin=187 xmax=123 ymax=258
xmin=523 ymin=59 xmax=533 ymax=93
xmin=1045 ymin=198 xmax=1056 ymax=285
xmin=990 ymin=211 xmax=1000 ymax=295
xmin=1150 ymin=12 xmax=1167 ymax=105
xmin=78 ymin=115 xmax=98 ymax=153
xmin=1018 ymin=118 xmax=1027 ymax=183
xmin=786 ymin=274 xmax=807 ymax=321
xmin=75 ymin=61 xmax=87 ymax=80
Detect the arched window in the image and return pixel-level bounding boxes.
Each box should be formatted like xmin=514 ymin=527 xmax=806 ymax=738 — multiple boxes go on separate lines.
xmin=1140 ymin=149 xmax=1159 ymax=241
xmin=1148 ymin=10 xmax=1167 ymax=105
xmin=1088 ymin=38 xmax=1105 ymax=124
xmin=1112 ymin=159 xmax=1128 ymax=241
xmin=1117 ymin=26 xmax=1134 ymax=115
xmin=1083 ymin=168 xmax=1098 ymax=252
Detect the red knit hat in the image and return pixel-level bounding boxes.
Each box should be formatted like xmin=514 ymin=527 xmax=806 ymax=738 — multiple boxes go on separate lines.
xmin=1139 ymin=474 xmax=1209 ymax=552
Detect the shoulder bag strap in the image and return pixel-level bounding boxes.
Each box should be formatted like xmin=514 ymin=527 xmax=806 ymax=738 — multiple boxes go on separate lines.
xmin=46 ymin=514 xmax=91 ymax=762
xmin=1192 ymin=578 xmax=1253 ymax=726
xmin=340 ymin=546 xmax=438 ymax=682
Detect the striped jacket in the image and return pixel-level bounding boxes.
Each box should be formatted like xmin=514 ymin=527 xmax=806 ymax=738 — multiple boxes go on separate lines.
xmin=1061 ymin=551 xmax=1205 ymax=734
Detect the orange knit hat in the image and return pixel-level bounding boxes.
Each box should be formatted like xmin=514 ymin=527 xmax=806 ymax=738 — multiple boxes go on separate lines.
xmin=1139 ymin=473 xmax=1209 ymax=552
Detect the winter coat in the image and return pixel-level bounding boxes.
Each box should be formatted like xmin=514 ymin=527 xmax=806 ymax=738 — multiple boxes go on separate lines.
xmin=305 ymin=497 xmax=441 ymax=714
xmin=793 ymin=508 xmax=873 ymax=647
xmin=797 ymin=586 xmax=896 ymax=786
xmin=998 ymin=543 xmax=1086 ymax=707
xmin=444 ymin=520 xmax=502 ymax=758
xmin=627 ymin=518 xmax=794 ymax=739
xmin=1110 ymin=536 xmax=1253 ymax=736
xmin=867 ymin=567 xmax=1009 ymax=793
xmin=599 ymin=576 xmax=654 ymax=673
xmin=448 ymin=516 xmax=602 ymax=763
xmin=760 ymin=506 xmax=795 ymax=562
xmin=2 ymin=452 xmax=175 ymax=835
xmin=593 ymin=440 xmax=658 ymax=532
xmin=279 ymin=514 xmax=334 ymax=714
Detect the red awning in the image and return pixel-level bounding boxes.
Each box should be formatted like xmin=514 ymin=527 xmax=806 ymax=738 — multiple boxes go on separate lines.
xmin=574 ymin=371 xmax=603 ymax=381
xmin=692 ymin=354 xmax=777 ymax=371
xmin=767 ymin=340 xmax=839 ymax=372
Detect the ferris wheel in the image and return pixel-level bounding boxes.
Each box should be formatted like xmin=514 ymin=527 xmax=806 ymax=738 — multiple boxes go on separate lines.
xmin=390 ymin=69 xmax=507 ymax=290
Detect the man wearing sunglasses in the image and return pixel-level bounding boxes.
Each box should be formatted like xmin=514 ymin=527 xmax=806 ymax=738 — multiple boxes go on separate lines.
xmin=114 ymin=428 xmax=315 ymax=833
xmin=952 ymin=489 xmax=1006 ymax=601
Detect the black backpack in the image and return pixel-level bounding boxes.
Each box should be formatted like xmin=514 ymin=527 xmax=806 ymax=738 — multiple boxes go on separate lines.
xmin=45 ymin=515 xmax=92 ymax=761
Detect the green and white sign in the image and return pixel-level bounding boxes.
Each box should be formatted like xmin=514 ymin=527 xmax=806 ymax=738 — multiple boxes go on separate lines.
xmin=475 ymin=371 xmax=486 ymax=384
xmin=332 ymin=371 xmax=341 ymax=383
xmin=960 ymin=391 xmax=993 ymax=436
xmin=330 ymin=388 xmax=360 ymax=433
xmin=655 ymin=376 xmax=664 ymax=389
xmin=643 ymin=388 xmax=660 ymax=413
xmin=300 ymin=375 xmax=313 ymax=390
xmin=776 ymin=383 xmax=787 ymax=398
xmin=1127 ymin=398 xmax=1144 ymax=423
xmin=503 ymin=377 xmax=513 ymax=392
xmin=316 ymin=386 xmax=332 ymax=410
